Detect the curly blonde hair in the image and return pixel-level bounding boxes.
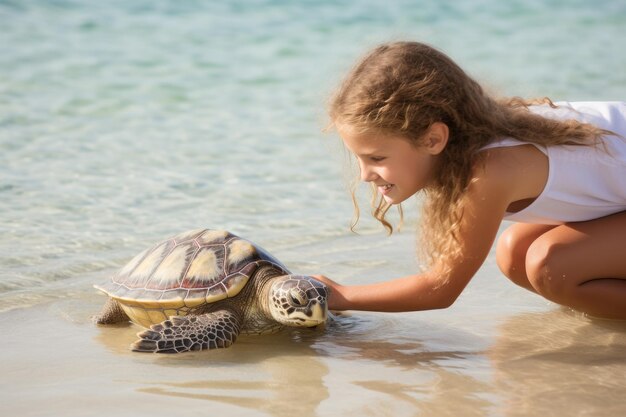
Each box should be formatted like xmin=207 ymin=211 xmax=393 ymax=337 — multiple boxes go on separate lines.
xmin=329 ymin=41 xmax=611 ymax=270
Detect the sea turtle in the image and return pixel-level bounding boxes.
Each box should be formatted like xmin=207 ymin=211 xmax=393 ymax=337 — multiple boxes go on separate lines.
xmin=93 ymin=229 xmax=329 ymax=353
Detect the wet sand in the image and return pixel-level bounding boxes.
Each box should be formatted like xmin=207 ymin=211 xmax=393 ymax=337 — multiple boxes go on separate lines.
xmin=1 ymin=284 xmax=625 ymax=417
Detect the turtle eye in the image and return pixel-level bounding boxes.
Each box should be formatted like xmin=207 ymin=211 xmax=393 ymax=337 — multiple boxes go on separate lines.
xmin=288 ymin=289 xmax=307 ymax=307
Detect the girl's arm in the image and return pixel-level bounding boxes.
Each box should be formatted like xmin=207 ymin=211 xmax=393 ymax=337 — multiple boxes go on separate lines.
xmin=316 ymin=152 xmax=518 ymax=312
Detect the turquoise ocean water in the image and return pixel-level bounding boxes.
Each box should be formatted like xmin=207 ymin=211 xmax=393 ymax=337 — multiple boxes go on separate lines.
xmin=1 ymin=1 xmax=625 ymax=416
xmin=2 ymin=0 xmax=625 ymax=309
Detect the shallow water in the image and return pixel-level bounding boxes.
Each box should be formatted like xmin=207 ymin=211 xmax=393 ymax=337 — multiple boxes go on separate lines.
xmin=1 ymin=0 xmax=626 ymax=416
xmin=2 ymin=292 xmax=625 ymax=417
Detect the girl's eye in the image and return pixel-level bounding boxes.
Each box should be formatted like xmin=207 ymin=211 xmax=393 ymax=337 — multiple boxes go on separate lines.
xmin=370 ymin=156 xmax=386 ymax=162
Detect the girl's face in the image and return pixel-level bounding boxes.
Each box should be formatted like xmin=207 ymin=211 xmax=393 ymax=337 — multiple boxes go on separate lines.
xmin=338 ymin=124 xmax=446 ymax=205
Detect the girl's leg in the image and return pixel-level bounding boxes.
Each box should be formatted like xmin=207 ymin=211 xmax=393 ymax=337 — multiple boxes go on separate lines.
xmin=496 ymin=223 xmax=556 ymax=292
xmin=524 ymin=211 xmax=626 ymax=319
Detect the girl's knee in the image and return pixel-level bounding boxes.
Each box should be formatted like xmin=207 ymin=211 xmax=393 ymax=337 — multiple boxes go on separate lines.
xmin=525 ymin=239 xmax=570 ymax=299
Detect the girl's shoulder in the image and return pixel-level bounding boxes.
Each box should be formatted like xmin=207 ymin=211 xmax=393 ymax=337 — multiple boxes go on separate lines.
xmin=472 ymin=143 xmax=549 ymax=206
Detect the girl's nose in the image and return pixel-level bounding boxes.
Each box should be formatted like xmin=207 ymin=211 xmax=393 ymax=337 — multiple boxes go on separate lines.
xmin=359 ymin=162 xmax=377 ymax=182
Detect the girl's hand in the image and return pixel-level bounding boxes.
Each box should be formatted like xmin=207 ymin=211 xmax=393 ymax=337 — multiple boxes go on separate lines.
xmin=311 ymin=274 xmax=345 ymax=310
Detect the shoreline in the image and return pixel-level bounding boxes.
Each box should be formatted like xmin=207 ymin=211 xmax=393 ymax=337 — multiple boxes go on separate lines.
xmin=2 ymin=294 xmax=625 ymax=417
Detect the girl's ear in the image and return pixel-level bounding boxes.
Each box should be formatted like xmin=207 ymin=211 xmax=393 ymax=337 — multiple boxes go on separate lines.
xmin=425 ymin=122 xmax=449 ymax=155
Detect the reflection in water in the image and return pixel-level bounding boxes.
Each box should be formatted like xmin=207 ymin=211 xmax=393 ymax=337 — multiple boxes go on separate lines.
xmin=92 ymin=306 xmax=626 ymax=416
xmin=311 ymin=313 xmax=495 ymax=417
xmin=136 ymin=351 xmax=329 ymax=417
xmin=94 ymin=311 xmax=492 ymax=417
xmin=96 ymin=324 xmax=329 ymax=417
xmin=489 ymin=310 xmax=626 ymax=417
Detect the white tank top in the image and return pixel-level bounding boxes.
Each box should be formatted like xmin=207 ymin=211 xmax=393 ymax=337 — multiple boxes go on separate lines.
xmin=481 ymin=101 xmax=626 ymax=225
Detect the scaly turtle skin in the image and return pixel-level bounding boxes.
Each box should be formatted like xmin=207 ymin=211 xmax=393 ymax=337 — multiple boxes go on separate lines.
xmin=93 ymin=229 xmax=329 ymax=353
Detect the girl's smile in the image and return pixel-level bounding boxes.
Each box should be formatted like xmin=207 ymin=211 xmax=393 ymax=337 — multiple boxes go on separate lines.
xmin=378 ymin=183 xmax=393 ymax=195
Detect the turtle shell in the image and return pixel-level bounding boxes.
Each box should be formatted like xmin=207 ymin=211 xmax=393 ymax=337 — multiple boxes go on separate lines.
xmin=95 ymin=229 xmax=289 ymax=328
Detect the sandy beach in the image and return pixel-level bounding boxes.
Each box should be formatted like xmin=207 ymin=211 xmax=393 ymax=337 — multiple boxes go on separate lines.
xmin=2 ymin=266 xmax=625 ymax=417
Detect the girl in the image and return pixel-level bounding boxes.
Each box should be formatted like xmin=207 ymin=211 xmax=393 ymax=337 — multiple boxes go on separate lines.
xmin=314 ymin=41 xmax=626 ymax=319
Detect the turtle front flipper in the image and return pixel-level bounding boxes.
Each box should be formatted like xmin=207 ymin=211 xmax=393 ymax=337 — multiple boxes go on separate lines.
xmin=131 ymin=310 xmax=242 ymax=354
xmin=93 ymin=298 xmax=130 ymax=325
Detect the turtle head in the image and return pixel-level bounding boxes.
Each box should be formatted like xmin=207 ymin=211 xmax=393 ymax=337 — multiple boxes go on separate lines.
xmin=268 ymin=275 xmax=329 ymax=327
